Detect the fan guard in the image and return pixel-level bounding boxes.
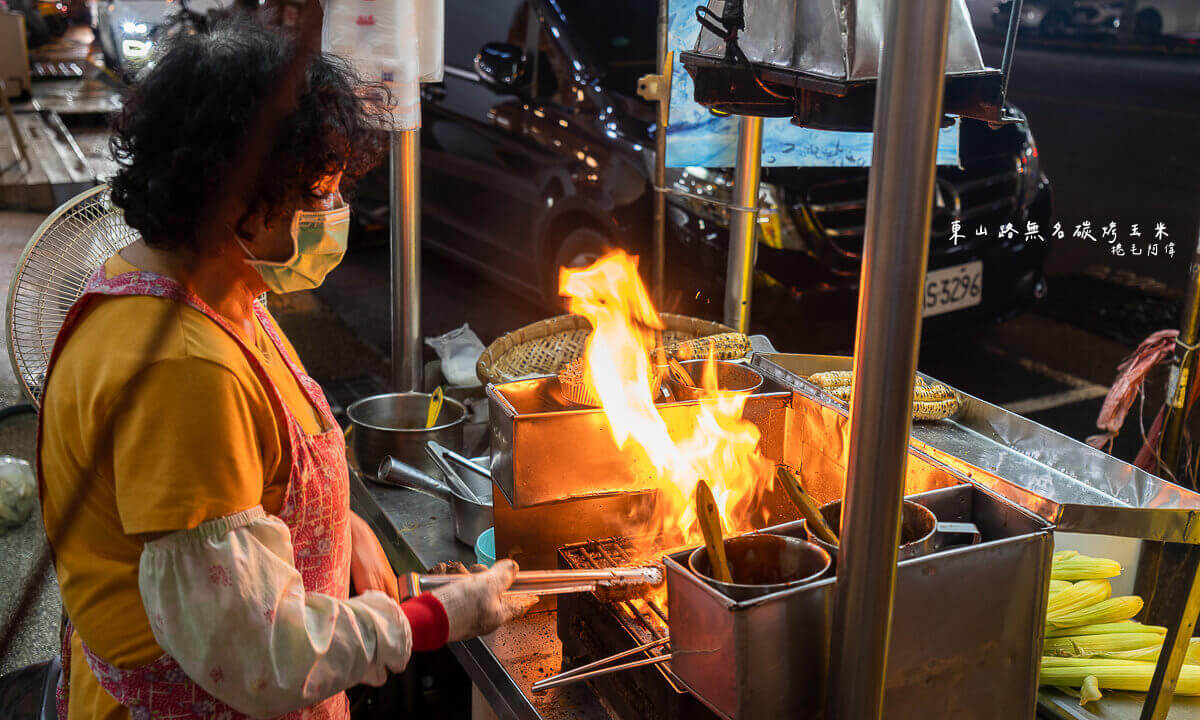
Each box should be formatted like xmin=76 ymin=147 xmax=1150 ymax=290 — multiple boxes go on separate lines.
xmin=7 ymin=185 xmax=140 ymax=406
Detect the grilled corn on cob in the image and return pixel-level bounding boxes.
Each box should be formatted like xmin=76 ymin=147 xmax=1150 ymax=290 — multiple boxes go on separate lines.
xmin=1045 ymin=621 xmax=1166 ymax=638
xmin=1040 ymin=657 xmax=1200 ymax=695
xmin=1048 ymin=596 xmax=1143 ymax=630
xmin=808 ymin=370 xmax=852 ymax=388
xmin=1052 ymin=554 xmax=1122 ymax=581
xmin=660 ymin=333 xmax=750 ymax=361
xmin=806 ymin=371 xmax=961 ymax=420
xmin=1043 ymin=632 xmax=1164 ymax=657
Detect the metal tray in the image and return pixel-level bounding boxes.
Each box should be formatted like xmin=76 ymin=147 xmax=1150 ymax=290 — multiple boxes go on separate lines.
xmin=751 ymin=353 xmax=1200 ymax=543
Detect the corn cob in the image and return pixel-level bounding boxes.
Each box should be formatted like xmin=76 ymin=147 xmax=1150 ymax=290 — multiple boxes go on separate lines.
xmin=808 ymin=370 xmax=852 ymax=388
xmin=913 ymin=398 xmax=961 ymax=421
xmin=1098 ymin=638 xmax=1200 ymax=664
xmin=1040 ymin=657 xmax=1200 ymax=695
xmin=1049 ymin=580 xmax=1072 ymax=594
xmin=1054 ymin=550 xmax=1079 ymax=562
xmin=1047 ymin=580 xmax=1111 ymax=616
xmin=1043 ymin=632 xmax=1164 ymax=657
xmin=1048 ymin=596 xmax=1143 ymax=630
xmin=660 ymin=333 xmax=750 ymax=361
xmin=1052 ymin=554 xmax=1122 ymax=581
xmin=912 ymin=382 xmax=957 ymax=402
xmin=1046 ymin=621 xmax=1166 ymax=638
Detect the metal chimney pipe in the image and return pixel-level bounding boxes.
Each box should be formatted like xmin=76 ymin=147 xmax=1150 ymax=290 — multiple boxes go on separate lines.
xmin=828 ymin=1 xmax=952 ymax=718
xmin=723 ymin=115 xmax=763 ymax=333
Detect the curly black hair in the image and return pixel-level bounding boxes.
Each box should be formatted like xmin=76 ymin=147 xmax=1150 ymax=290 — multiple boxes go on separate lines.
xmin=109 ymin=15 xmax=390 ymax=251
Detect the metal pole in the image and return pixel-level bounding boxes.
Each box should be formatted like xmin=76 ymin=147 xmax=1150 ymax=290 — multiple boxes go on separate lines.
xmin=652 ymin=0 xmax=668 ymax=307
xmin=998 ymin=0 xmax=1023 ymax=104
xmin=1159 ymin=231 xmax=1200 ymax=480
xmin=828 ymin=1 xmax=952 ymax=718
xmin=723 ymin=115 xmax=763 ymax=333
xmin=390 ymin=128 xmax=422 ymax=392
xmin=1142 ymin=546 xmax=1200 ymax=720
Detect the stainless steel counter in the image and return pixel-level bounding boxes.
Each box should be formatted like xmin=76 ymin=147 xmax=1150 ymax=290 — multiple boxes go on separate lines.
xmin=350 ymin=474 xmax=610 ymax=720
xmin=1039 ymin=689 xmax=1200 ymax=719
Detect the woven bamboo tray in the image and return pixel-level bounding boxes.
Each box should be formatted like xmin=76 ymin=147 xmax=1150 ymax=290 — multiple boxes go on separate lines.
xmin=476 ymin=313 xmax=737 ymax=386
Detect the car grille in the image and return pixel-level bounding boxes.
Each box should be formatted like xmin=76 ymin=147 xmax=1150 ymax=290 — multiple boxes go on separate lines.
xmin=800 ymin=157 xmax=1021 ymax=263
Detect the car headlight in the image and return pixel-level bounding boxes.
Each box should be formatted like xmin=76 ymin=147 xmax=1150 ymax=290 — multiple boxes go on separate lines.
xmin=666 ymin=167 xmax=806 ymax=251
xmin=1018 ymin=123 xmax=1042 ymax=208
xmin=122 ymin=20 xmax=149 ymax=35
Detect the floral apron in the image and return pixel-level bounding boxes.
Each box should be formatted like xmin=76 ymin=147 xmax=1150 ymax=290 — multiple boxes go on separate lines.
xmin=37 ymin=267 xmax=352 ymax=720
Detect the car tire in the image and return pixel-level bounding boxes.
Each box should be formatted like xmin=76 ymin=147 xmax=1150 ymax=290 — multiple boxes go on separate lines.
xmin=1135 ymin=9 xmax=1162 ymax=38
xmin=547 ymin=227 xmax=613 ymax=303
xmin=1039 ymin=11 xmax=1068 ymax=36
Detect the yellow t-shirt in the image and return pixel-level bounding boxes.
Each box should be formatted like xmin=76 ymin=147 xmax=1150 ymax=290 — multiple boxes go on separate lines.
xmin=39 ymin=255 xmax=327 ymax=720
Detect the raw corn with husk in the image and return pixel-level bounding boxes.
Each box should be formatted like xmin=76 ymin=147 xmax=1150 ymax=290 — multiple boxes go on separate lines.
xmin=1048 ymin=596 xmax=1144 ymax=630
xmin=1045 ymin=621 xmax=1166 ymax=638
xmin=1047 ymin=579 xmax=1111 ymax=617
xmin=1043 ymin=632 xmax=1164 ymax=657
xmin=1049 ymin=580 xmax=1072 ymax=594
xmin=1097 ymin=638 xmax=1200 ymax=665
xmin=1052 ymin=554 xmax=1122 ymax=581
xmin=1040 ymin=657 xmax=1200 ymax=695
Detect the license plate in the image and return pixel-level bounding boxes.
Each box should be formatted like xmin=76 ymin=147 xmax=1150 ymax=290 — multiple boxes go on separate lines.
xmin=923 ymin=261 xmax=982 ymax=318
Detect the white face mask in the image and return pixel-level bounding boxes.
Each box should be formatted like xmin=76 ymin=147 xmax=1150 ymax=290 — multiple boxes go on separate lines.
xmin=239 ymin=196 xmax=351 ymax=294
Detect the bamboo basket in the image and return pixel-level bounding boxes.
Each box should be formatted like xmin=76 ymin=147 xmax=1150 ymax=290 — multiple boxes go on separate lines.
xmin=476 ymin=313 xmax=737 ymax=386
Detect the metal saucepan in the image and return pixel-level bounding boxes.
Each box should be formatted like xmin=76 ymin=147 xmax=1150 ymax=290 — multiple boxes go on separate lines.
xmin=347 ymin=392 xmax=466 ymax=479
xmin=812 ymin=499 xmax=982 ymax=562
xmin=376 ymin=455 xmax=493 ymax=546
xmin=664 ymin=360 xmax=763 ymax=402
xmin=688 ymin=533 xmax=831 ymax=601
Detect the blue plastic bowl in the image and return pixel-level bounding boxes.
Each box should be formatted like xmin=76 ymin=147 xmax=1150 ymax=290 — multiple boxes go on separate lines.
xmin=475 ymin=527 xmax=496 ymax=567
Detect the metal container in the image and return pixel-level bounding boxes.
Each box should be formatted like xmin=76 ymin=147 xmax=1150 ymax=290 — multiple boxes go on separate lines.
xmin=665 ymin=484 xmax=1053 ymax=720
xmin=347 ymin=392 xmax=465 ymax=479
xmin=376 ymin=456 xmax=492 ymax=546
xmin=688 ymin=532 xmax=830 ymax=601
xmin=812 ymin=498 xmax=981 ymax=561
xmin=751 ymin=353 xmax=1200 ymax=543
xmin=666 ymin=360 xmax=763 ymax=402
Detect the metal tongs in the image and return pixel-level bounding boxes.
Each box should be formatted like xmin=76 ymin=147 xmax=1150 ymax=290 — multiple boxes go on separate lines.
xmin=531 ymin=636 xmax=673 ymax=694
xmin=397 ymin=565 xmax=664 ymax=602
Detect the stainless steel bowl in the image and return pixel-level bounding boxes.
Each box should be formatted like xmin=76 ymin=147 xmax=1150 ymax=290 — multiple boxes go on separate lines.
xmin=347 ymin=392 xmax=466 ymax=478
xmin=688 ymin=533 xmax=831 ymax=600
xmin=666 ymin=360 xmax=763 ymax=402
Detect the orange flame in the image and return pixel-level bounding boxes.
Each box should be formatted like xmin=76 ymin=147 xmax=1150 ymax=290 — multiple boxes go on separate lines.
xmin=559 ymin=251 xmax=774 ymax=547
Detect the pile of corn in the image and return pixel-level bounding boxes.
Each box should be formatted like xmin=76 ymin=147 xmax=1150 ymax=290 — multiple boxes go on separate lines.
xmin=1040 ymin=550 xmax=1200 ymax=706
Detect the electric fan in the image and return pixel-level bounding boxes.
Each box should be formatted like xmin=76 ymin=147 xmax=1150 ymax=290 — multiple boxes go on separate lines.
xmin=6 ymin=185 xmax=140 ymax=406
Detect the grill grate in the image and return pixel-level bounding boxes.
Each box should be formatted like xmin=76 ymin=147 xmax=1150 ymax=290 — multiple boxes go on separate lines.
xmin=559 ymin=538 xmax=669 ymax=644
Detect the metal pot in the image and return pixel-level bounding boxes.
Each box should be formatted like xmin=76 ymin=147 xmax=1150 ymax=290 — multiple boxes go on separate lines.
xmin=688 ymin=533 xmax=831 ymax=600
xmin=376 ymin=456 xmax=493 ymax=546
xmin=812 ymin=499 xmax=981 ymax=562
xmin=347 ymin=392 xmax=466 ymax=478
xmin=665 ymin=360 xmax=763 ymax=402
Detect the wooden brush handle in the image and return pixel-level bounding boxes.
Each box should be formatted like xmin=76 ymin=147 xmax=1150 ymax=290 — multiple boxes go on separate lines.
xmin=695 ymin=480 xmax=732 ymax=583
xmin=777 ymin=465 xmax=839 ymax=547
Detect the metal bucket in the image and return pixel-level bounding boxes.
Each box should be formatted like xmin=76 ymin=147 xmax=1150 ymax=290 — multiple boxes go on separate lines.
xmin=665 ymin=360 xmax=763 ymax=402
xmin=377 ymin=456 xmax=492 ymax=546
xmin=347 ymin=392 xmax=466 ymax=478
xmin=687 ymin=533 xmax=831 ymax=601
xmin=812 ymin=498 xmax=981 ymax=562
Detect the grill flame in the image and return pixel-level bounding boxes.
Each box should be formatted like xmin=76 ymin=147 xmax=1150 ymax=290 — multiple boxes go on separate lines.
xmin=559 ymin=250 xmax=774 ymax=547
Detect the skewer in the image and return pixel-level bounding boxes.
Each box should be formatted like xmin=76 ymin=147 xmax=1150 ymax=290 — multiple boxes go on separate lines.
xmin=531 ymin=637 xmax=672 ymax=694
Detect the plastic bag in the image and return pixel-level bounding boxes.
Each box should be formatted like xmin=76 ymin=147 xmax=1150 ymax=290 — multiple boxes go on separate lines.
xmin=426 ymin=324 xmax=485 ymax=387
xmin=0 ymin=456 xmax=36 ymax=532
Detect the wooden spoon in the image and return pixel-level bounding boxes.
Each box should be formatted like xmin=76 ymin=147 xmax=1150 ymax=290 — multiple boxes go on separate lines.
xmin=695 ymin=480 xmax=733 ymax=583
xmin=776 ymin=465 xmax=839 ymax=547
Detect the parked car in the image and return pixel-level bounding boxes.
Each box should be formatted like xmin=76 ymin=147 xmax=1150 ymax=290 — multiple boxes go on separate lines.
xmin=1128 ymin=0 xmax=1200 ymax=38
xmin=993 ymin=0 xmax=1123 ymax=36
xmin=96 ymin=0 xmax=230 ymax=76
xmin=356 ymin=0 xmax=1052 ymax=352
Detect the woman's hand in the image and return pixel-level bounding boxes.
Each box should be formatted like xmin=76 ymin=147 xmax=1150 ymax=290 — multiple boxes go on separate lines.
xmin=348 ymin=511 xmax=399 ymax=603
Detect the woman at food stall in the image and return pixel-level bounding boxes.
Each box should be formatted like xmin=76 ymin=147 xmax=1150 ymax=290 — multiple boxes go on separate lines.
xmin=37 ymin=17 xmax=528 ymax=720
